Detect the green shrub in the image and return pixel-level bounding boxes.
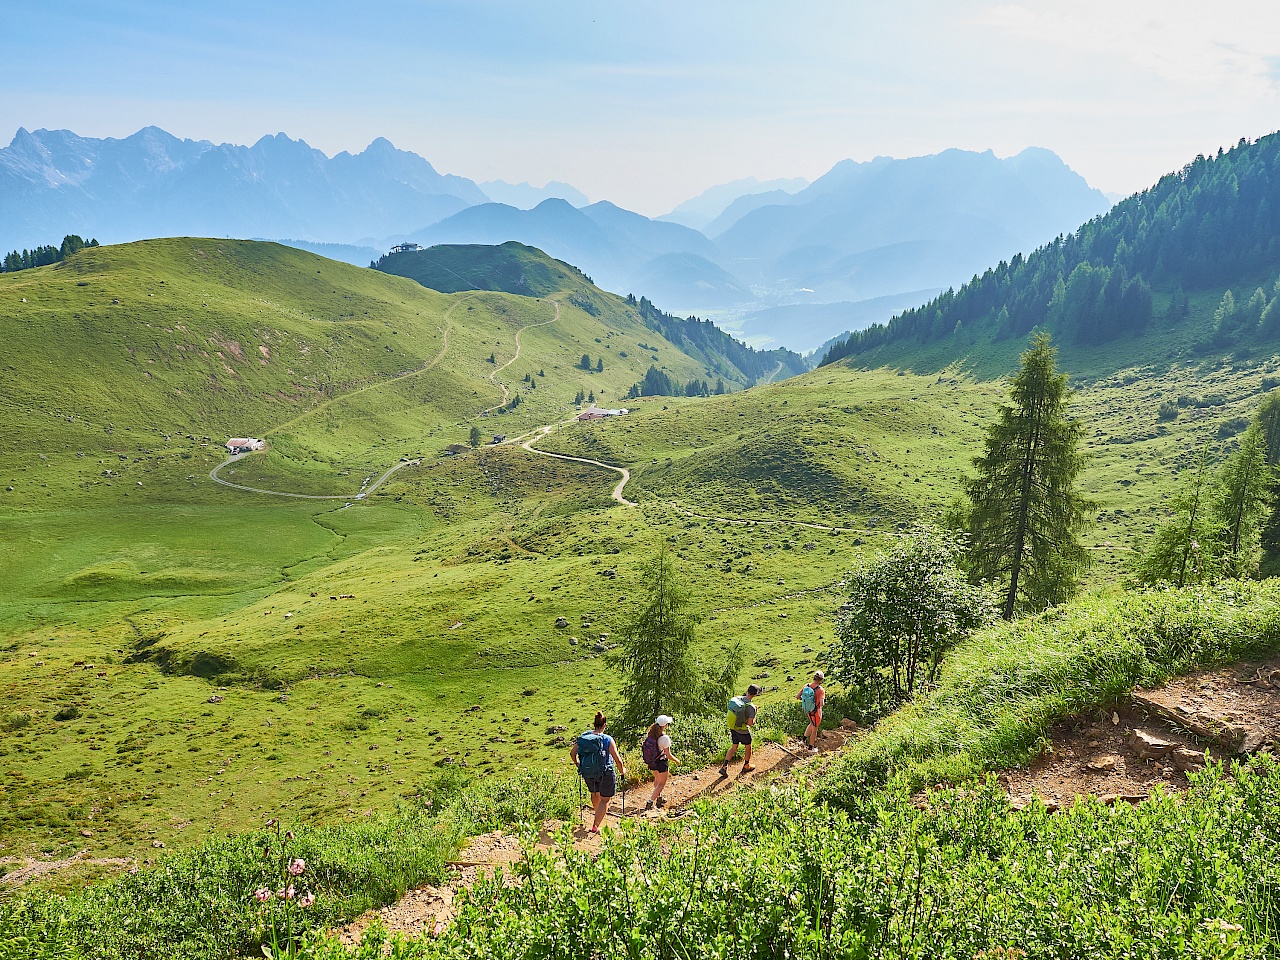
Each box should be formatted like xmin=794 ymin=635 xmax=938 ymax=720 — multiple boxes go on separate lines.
xmin=296 ymin=759 xmax=1280 ymax=960
xmin=1 ymin=710 xmax=33 ymax=732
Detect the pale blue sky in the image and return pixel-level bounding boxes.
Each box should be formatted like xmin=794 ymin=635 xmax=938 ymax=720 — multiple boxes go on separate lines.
xmin=4 ymin=1 xmax=1280 ymax=214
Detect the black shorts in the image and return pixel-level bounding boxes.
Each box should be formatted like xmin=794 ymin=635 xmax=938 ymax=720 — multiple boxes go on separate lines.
xmin=730 ymin=729 xmax=752 ymax=746
xmin=647 ymin=758 xmax=669 ymax=774
xmin=582 ymin=768 xmax=617 ymax=798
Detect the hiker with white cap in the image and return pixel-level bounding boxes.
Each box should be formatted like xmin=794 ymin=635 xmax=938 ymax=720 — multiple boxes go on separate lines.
xmin=642 ymin=715 xmax=679 ymax=810
xmin=797 ymin=671 xmax=826 ymax=754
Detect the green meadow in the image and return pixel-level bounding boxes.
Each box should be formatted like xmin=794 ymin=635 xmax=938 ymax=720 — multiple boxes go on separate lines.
xmin=2 ymin=237 xmax=1276 ymax=876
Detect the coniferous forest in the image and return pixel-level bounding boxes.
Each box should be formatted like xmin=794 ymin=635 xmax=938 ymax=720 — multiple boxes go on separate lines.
xmin=823 ymin=133 xmax=1280 ymax=363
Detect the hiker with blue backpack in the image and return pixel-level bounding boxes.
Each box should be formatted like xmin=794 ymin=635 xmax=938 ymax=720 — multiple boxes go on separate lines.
xmin=570 ymin=712 xmax=627 ymax=834
xmin=797 ymin=671 xmax=825 ymax=754
xmin=642 ymin=715 xmax=679 ymax=810
xmin=719 ymin=684 xmax=761 ymax=777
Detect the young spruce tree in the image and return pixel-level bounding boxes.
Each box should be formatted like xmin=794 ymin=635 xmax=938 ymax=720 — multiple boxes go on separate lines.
xmin=957 ymin=332 xmax=1093 ymax=618
xmin=611 ymin=547 xmax=741 ymax=738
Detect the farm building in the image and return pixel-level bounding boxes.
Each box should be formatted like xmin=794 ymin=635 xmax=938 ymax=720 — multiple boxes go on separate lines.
xmin=578 ymin=407 xmax=629 ymax=421
xmin=226 ymin=438 xmax=266 ymax=454
xmin=491 ymin=435 xmax=507 ymax=444
xmin=389 ymin=242 xmax=422 ymax=254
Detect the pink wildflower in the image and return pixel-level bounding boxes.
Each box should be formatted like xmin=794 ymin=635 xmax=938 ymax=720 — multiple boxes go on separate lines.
xmin=287 ymin=858 xmax=306 ymax=876
xmin=284 ymin=884 xmax=296 ymax=901
xmin=431 ymin=920 xmax=446 ymax=938
xmin=298 ymin=892 xmax=315 ymax=908
xmin=254 ymin=887 xmax=272 ymax=903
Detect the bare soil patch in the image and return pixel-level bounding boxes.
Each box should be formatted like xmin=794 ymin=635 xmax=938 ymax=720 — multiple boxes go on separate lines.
xmin=1003 ymin=655 xmax=1280 ymax=810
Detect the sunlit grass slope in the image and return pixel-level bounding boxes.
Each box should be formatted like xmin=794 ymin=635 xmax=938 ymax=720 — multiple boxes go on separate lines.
xmin=4 ymin=237 xmax=1278 ymax=872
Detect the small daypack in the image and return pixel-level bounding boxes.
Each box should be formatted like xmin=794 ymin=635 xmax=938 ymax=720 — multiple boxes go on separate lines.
xmin=725 ymin=695 xmax=749 ymax=731
xmin=641 ymin=734 xmax=661 ymax=768
xmin=576 ymin=731 xmax=609 ymax=777
xmin=801 ymin=685 xmax=818 ymax=713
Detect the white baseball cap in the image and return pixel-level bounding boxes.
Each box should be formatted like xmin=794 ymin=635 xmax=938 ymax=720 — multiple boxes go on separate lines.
xmin=655 ymin=715 xmax=674 ymax=726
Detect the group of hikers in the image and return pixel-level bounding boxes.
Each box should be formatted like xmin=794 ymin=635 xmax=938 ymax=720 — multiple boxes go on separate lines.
xmin=569 ymin=672 xmax=826 ymax=832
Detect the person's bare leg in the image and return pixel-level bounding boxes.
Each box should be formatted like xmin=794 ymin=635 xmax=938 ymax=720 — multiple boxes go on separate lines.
xmin=720 ymin=744 xmax=737 ymax=773
xmin=651 ymin=770 xmax=668 ymax=804
xmin=591 ymin=794 xmax=609 ymax=831
xmin=742 ymin=743 xmax=754 ymax=771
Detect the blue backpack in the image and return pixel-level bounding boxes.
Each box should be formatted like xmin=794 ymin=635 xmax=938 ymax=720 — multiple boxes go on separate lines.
xmin=801 ymin=685 xmax=818 ymax=713
xmin=576 ymin=732 xmax=609 ymax=777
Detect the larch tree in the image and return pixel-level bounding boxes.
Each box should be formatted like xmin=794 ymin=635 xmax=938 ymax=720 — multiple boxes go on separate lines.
xmin=957 ymin=332 xmax=1093 ymax=619
xmin=610 ymin=547 xmax=741 ymax=738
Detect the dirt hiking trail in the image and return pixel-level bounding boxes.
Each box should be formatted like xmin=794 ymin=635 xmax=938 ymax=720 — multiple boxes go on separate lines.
xmin=340 ymin=656 xmax=1280 ymax=946
xmin=336 ymin=722 xmax=861 ymax=946
xmin=998 ymin=654 xmax=1280 ymax=812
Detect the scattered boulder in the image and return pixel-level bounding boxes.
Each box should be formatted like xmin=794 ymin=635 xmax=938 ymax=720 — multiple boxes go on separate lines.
xmin=208 ymin=695 xmax=224 ymax=704
xmin=1172 ymin=746 xmax=1207 ymax=772
xmin=1130 ymin=729 xmax=1176 ymax=760
xmin=546 ymin=725 xmax=567 ymax=734
xmin=1086 ymin=754 xmax=1122 ymax=773
xmin=555 ymin=617 xmax=568 ymax=628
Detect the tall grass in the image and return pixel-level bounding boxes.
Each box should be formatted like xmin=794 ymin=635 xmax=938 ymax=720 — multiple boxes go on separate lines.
xmin=299 ymin=759 xmax=1280 ymax=959
xmin=0 ymin=771 xmax=578 ymax=960
xmin=823 ymin=580 xmax=1280 ymax=798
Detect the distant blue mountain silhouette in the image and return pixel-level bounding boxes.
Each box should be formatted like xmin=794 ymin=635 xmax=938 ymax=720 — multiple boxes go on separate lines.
xmin=0 ymin=126 xmax=487 ymax=249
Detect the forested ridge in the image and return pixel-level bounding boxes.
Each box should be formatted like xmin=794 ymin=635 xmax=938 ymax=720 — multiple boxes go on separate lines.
xmin=626 ymin=293 xmax=807 ymax=384
xmin=823 ymin=132 xmax=1280 ymax=364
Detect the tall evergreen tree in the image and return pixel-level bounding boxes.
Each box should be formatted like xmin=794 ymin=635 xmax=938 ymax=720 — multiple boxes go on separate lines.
xmin=610 ymin=547 xmax=741 ymax=737
xmin=956 ymin=332 xmax=1093 ymax=618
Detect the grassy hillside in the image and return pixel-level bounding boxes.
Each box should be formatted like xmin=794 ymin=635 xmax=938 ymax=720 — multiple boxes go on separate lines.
xmin=4 ymin=234 xmax=1278 ymax=878
xmin=0 ymin=238 xmax=805 ymax=864
xmin=376 ymin=241 xmax=808 ymax=387
xmin=373 ymin=240 xmax=586 ymax=297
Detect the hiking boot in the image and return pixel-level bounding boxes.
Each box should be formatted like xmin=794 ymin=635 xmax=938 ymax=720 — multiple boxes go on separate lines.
xmin=741 ymin=764 xmax=756 ymax=773
xmin=656 ymin=797 xmax=667 ymax=808
xmin=718 ymin=766 xmax=727 ymax=778
xmin=808 ymin=747 xmax=819 ymax=755
xmin=644 ymin=800 xmax=654 ymax=811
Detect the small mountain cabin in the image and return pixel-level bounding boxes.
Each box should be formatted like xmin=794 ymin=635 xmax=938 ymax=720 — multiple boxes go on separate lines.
xmin=578 ymin=407 xmax=629 ymax=420
xmin=226 ymin=438 xmax=266 ymax=454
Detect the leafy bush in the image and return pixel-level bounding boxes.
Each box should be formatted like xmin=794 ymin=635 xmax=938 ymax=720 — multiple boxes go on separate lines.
xmin=1157 ymin=399 xmax=1180 ymax=421
xmin=297 ymin=760 xmax=1280 ymax=959
xmin=1 ymin=710 xmax=33 ymax=732
xmin=829 ymin=526 xmax=996 ymax=718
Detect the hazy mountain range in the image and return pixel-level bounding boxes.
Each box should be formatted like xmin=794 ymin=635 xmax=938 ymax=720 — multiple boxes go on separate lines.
xmin=0 ymin=126 xmax=1110 ymax=351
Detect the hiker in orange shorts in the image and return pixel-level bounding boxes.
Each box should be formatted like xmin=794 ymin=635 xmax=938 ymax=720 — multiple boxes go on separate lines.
xmin=797 ymin=671 xmax=825 ymax=754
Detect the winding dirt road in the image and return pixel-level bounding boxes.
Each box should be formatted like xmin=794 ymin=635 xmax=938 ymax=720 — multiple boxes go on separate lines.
xmin=479 ymin=300 xmax=561 ymax=413
xmin=517 ymin=420 xmax=634 ymax=506
xmin=209 ymin=455 xmax=420 ymax=501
